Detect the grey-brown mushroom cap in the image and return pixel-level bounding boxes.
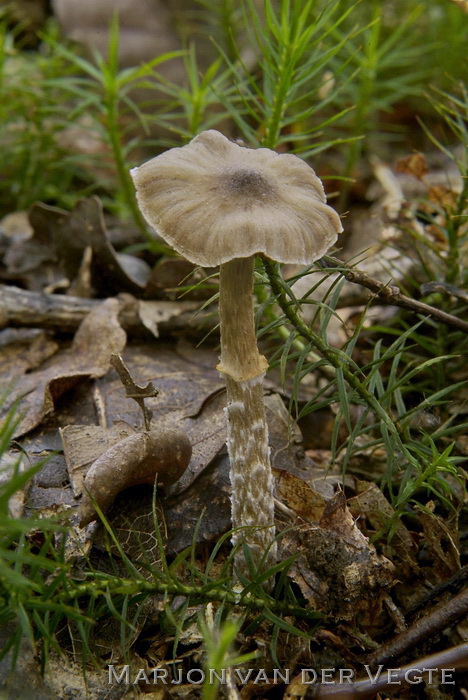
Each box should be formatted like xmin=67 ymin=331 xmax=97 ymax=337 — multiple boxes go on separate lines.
xmin=130 ymin=130 xmax=343 ymax=267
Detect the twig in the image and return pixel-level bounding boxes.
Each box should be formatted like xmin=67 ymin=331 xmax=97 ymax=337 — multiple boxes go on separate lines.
xmin=0 ymin=284 xmax=211 ymax=336
xmin=406 ymin=564 xmax=468 ymax=617
xmin=311 ymin=643 xmax=468 ymax=699
xmin=367 ymin=588 xmax=468 ymax=669
xmin=421 ymin=281 xmax=468 ymax=304
xmin=318 ymin=255 xmax=468 ymax=333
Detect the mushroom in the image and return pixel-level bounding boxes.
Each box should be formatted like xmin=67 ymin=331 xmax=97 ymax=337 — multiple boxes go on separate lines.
xmin=130 ymin=130 xmax=342 ymax=576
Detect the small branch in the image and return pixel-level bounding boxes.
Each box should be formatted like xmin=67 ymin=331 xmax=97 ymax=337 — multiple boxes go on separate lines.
xmin=0 ymin=284 xmax=212 ymax=337
xmin=319 ymin=255 xmax=468 ymax=334
xmin=313 ymin=643 xmax=468 ymax=699
xmin=406 ymin=564 xmax=468 ymax=616
xmin=420 ymin=281 xmax=468 ymax=304
xmin=367 ymin=588 xmax=468 ymax=670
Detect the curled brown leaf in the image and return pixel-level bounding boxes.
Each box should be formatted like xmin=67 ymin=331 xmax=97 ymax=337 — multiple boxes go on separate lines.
xmin=79 ymin=427 xmax=192 ymax=526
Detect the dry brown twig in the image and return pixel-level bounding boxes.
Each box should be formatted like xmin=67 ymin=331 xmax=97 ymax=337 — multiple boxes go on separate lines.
xmin=319 ymin=255 xmax=468 ymax=334
xmin=311 ymin=643 xmax=468 ymax=699
xmin=0 ymin=284 xmax=208 ymax=336
xmin=367 ymin=588 xmax=468 ymax=670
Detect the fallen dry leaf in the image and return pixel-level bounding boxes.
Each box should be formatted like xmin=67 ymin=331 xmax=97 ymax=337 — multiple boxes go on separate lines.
xmin=347 ymin=479 xmax=419 ymax=578
xmin=137 ymin=299 xmax=199 ymax=338
xmin=94 ymin=450 xmax=232 ymax=564
xmin=94 ymin=343 xmax=226 ymax=486
xmin=28 ymin=197 xmax=150 ymax=296
xmin=97 ymin=343 xmax=223 ymax=426
xmin=274 ymin=468 xmax=327 ymax=522
xmin=61 ymin=421 xmax=138 ymax=497
xmin=415 ymin=503 xmax=461 ymax=582
xmin=0 ymin=328 xmax=58 ymax=380
xmin=395 ymin=152 xmax=429 ymax=180
xmin=281 ymin=491 xmax=395 ymax=618
xmin=0 ymin=298 xmax=126 ymax=438
xmin=0 ymin=450 xmax=29 ymax=518
xmin=1 ymin=211 xmax=60 ymax=291
xmin=79 ymin=427 xmax=192 ymax=526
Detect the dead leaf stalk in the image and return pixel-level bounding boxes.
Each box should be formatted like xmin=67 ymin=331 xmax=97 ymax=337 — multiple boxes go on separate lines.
xmin=367 ymin=587 xmax=468 ymax=670
xmin=312 ymin=643 xmax=468 ymax=699
xmin=319 ymin=255 xmax=468 ymax=334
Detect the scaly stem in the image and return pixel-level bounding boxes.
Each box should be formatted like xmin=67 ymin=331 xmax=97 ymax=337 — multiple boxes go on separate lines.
xmin=217 ymin=257 xmax=276 ymax=577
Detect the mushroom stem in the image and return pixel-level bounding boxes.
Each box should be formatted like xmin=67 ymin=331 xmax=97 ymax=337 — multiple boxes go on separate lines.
xmin=217 ymin=257 xmax=276 ymax=576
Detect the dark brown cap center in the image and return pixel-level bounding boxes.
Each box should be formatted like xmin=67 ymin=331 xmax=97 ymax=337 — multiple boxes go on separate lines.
xmin=223 ymin=168 xmax=276 ymax=200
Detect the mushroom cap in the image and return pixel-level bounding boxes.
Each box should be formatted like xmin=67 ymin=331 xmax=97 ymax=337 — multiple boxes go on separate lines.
xmin=131 ymin=130 xmax=343 ymax=266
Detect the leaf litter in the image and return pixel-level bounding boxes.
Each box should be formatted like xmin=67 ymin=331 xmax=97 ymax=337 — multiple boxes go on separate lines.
xmin=0 ymin=297 xmax=126 ymax=438
xmin=0 ymin=140 xmax=466 ymax=699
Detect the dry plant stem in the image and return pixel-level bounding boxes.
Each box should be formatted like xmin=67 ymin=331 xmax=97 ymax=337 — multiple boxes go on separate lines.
xmin=406 ymin=564 xmax=467 ymax=616
xmin=367 ymin=587 xmax=468 ymax=670
xmin=313 ymin=644 xmax=468 ymax=699
xmin=217 ymin=257 xmax=276 ymax=575
xmin=0 ymin=284 xmax=208 ymax=337
xmin=319 ymin=255 xmax=468 ymax=334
